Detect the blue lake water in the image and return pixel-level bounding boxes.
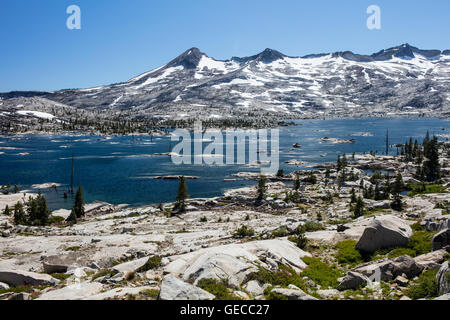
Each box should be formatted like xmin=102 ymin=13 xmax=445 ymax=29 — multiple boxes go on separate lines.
xmin=0 ymin=118 xmax=448 ymax=210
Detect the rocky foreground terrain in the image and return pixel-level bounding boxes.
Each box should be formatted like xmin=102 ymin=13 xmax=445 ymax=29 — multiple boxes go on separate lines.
xmin=0 ymin=145 xmax=449 ymax=301
xmin=1 ymin=43 xmax=450 ymax=135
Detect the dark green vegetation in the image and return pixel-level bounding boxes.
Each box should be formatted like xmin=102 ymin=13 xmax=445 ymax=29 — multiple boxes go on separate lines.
xmin=13 ymin=191 xmax=50 ymax=226
xmin=336 ymin=240 xmax=364 ymax=267
xmin=233 ymin=225 xmax=255 ymax=238
xmin=301 ymin=257 xmax=343 ymax=288
xmin=405 ymin=269 xmax=439 ymax=300
xmin=67 ymin=186 xmax=85 ymax=224
xmin=256 ymin=175 xmax=267 ymax=202
xmin=139 ymin=256 xmax=162 ymax=272
xmin=197 ymin=279 xmax=241 ymax=300
xmin=174 ymin=176 xmax=189 ymax=213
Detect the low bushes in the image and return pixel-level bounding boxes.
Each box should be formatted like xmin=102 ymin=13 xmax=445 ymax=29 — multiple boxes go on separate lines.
xmin=301 ymin=257 xmax=343 ymax=289
xmin=335 ymin=240 xmax=364 ymax=267
xmin=405 ymin=269 xmax=439 ymax=300
xmin=197 ymin=279 xmax=241 ymax=300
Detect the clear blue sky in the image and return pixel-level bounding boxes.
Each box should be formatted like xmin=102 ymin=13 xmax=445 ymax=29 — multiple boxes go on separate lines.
xmin=1 ymin=0 xmax=449 ymax=92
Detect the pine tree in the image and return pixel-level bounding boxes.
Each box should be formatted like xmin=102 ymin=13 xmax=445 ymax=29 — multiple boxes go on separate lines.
xmin=392 ymin=173 xmax=404 ymax=195
xmin=175 ymin=176 xmax=189 ymax=212
xmin=294 ymin=174 xmax=301 ymax=190
xmin=256 ymin=175 xmax=267 ymax=202
xmin=353 ymin=196 xmax=365 ymax=218
xmin=27 ymin=193 xmax=50 ymax=226
xmin=423 ymin=136 xmax=440 ymax=182
xmin=13 ymin=185 xmax=19 ymax=194
xmin=391 ymin=193 xmax=404 ymax=211
xmin=350 ymin=188 xmax=357 ymax=204
xmin=66 ymin=208 xmax=77 ymax=224
xmin=13 ymin=202 xmax=26 ymax=225
xmin=337 ymin=155 xmax=342 ymax=172
xmin=3 ymin=205 xmax=10 ymax=216
xmin=73 ymin=187 xmax=85 ymax=218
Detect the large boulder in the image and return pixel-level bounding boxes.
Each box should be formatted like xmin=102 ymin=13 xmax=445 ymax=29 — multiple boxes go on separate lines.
xmin=356 ymin=215 xmax=412 ymax=253
xmin=112 ymin=257 xmax=149 ymax=275
xmin=165 ymin=239 xmax=311 ymax=287
xmin=37 ymin=282 xmax=103 ymax=300
xmin=82 ymin=286 xmax=155 ymax=300
xmin=337 ymin=271 xmax=369 ymax=290
xmin=432 ymin=229 xmax=450 ymax=251
xmin=414 ymin=249 xmax=446 ymax=269
xmin=244 ymin=280 xmax=265 ymax=297
xmin=353 ymin=255 xmax=423 ymax=281
xmin=43 ymin=253 xmax=88 ymax=274
xmin=181 ymin=253 xmax=257 ymax=288
xmin=158 ymin=274 xmax=215 ymax=300
xmin=434 ymin=293 xmax=450 ymax=300
xmin=0 ymin=282 xmax=9 ymax=290
xmin=436 ymin=261 xmax=449 ymax=296
xmin=0 ymin=269 xmax=60 ymax=287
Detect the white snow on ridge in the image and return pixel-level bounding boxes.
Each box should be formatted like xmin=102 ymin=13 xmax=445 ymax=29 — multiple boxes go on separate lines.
xmin=195 ymin=56 xmax=239 ymax=79
xmin=16 ymin=110 xmax=57 ymax=121
xmin=134 ymin=66 xmax=184 ymax=89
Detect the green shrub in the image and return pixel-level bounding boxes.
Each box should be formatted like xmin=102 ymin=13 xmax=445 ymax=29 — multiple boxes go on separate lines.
xmin=248 ymin=264 xmax=308 ymax=293
xmin=405 ymin=269 xmax=438 ymax=300
xmin=336 ymin=240 xmax=364 ymax=267
xmin=387 ymin=247 xmax=417 ymax=259
xmin=303 ymin=221 xmax=325 ymax=232
xmin=301 ymin=257 xmax=344 ymax=288
xmin=197 ymin=279 xmax=241 ymax=300
xmin=50 ymin=273 xmax=71 ymax=281
xmin=407 ymin=183 xmax=447 ymax=197
xmin=408 ymin=230 xmax=435 ymax=256
xmin=139 ymin=256 xmax=162 ymax=271
xmin=233 ymin=225 xmax=255 ymax=238
xmin=199 ymin=216 xmax=207 ymax=222
xmin=141 ymin=289 xmax=160 ymax=299
xmin=92 ymin=268 xmax=113 ymax=281
xmin=48 ymin=216 xmax=65 ymax=224
xmin=272 ymin=226 xmax=288 ymax=238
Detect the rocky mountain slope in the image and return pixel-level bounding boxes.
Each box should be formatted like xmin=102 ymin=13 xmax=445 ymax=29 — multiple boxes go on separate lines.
xmin=1 ymin=43 xmax=450 ymax=124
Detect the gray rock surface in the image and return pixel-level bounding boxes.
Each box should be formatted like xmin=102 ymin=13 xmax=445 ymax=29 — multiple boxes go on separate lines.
xmin=37 ymin=282 xmax=104 ymax=300
xmin=0 ymin=269 xmax=60 ymax=287
xmin=353 ymin=255 xmax=423 ymax=281
xmin=436 ymin=261 xmax=449 ymax=296
xmin=356 ymin=215 xmax=412 ymax=253
xmin=337 ymin=271 xmax=369 ymax=290
xmin=158 ymin=274 xmax=215 ymax=300
xmin=432 ymin=229 xmax=450 ymax=251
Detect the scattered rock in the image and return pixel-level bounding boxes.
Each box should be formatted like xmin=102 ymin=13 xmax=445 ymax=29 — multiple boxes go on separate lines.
xmin=0 ymin=282 xmax=9 ymax=290
xmin=158 ymin=274 xmax=215 ymax=300
xmin=434 ymin=293 xmax=450 ymax=300
xmin=337 ymin=271 xmax=369 ymax=290
xmin=356 ymin=215 xmax=412 ymax=253
xmin=112 ymin=257 xmax=149 ymax=276
xmin=244 ymin=280 xmax=265 ymax=296
xmin=0 ymin=269 xmax=60 ymax=287
xmin=37 ymin=282 xmax=104 ymax=300
xmin=43 ymin=253 xmax=86 ymax=274
xmin=354 ymin=255 xmax=423 ymax=281
xmin=395 ymin=275 xmax=409 ymax=287
xmin=82 ymin=286 xmax=156 ymax=300
xmin=8 ymin=292 xmax=32 ymax=300
xmin=270 ymin=285 xmax=318 ymax=300
xmin=436 ymin=261 xmax=449 ymax=296
xmin=432 ymin=229 xmax=450 ymax=251
xmin=414 ymin=249 xmax=446 ymax=269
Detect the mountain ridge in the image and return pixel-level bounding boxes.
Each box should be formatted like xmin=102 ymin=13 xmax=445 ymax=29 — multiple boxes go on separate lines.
xmin=1 ymin=43 xmax=449 ymax=123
